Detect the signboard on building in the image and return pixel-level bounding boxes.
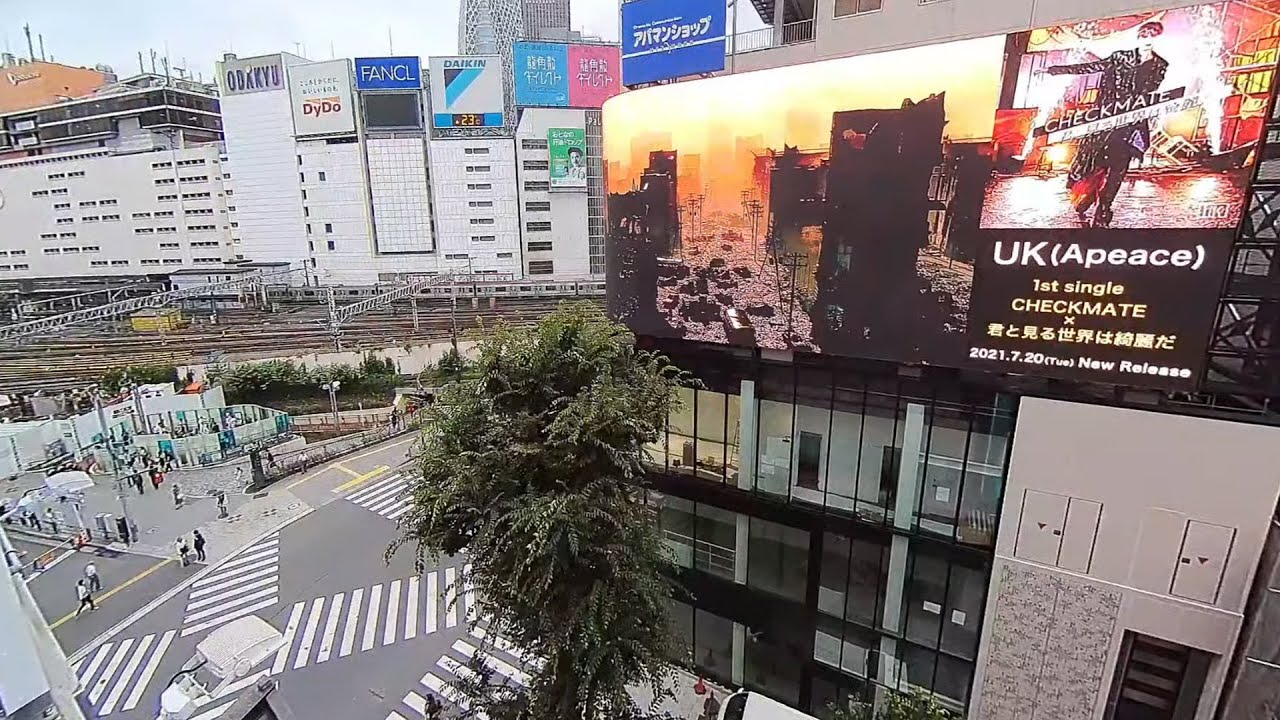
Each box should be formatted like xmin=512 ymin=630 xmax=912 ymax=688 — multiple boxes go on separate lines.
xmin=354 ymin=56 xmax=422 ymax=90
xmin=428 ymin=56 xmax=504 ymax=129
xmin=288 ymin=59 xmax=356 ymax=136
xmin=604 ymin=0 xmax=1280 ymax=391
xmin=218 ymin=54 xmax=285 ymax=96
xmin=515 ymin=42 xmax=622 ymax=108
xmin=548 ymin=127 xmax=587 ymax=190
xmin=621 ymin=0 xmax=726 ymax=86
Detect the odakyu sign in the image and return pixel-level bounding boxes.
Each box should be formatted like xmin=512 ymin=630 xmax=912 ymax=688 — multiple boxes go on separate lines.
xmin=218 ymin=55 xmax=285 ymax=96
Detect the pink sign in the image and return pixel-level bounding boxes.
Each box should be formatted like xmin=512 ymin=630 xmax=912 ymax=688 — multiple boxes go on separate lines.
xmin=567 ymin=44 xmax=621 ymax=108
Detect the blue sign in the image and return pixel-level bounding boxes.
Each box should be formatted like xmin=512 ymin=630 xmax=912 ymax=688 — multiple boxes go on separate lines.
xmin=621 ymin=0 xmax=726 ymax=86
xmin=354 ymin=56 xmax=422 ymax=90
xmin=514 ymin=42 xmax=569 ymax=107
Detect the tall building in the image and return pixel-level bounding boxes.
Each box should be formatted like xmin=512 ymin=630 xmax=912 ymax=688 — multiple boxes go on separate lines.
xmin=522 ymin=0 xmax=572 ymax=40
xmin=605 ymin=0 xmax=1280 ymax=718
xmin=0 ymin=55 xmax=115 ymax=114
xmin=458 ymin=0 xmax=524 ymax=126
xmin=0 ymin=74 xmax=233 ymax=280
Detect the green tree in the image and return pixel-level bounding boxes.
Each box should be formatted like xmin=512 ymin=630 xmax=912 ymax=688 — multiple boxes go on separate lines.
xmin=389 ymin=302 xmax=686 ymax=720
xmin=830 ymin=689 xmax=958 ymax=720
xmin=99 ymin=364 xmax=179 ymax=394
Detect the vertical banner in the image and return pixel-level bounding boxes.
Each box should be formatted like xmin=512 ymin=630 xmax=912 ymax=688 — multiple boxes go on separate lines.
xmin=515 ymin=42 xmax=570 ymax=107
xmin=568 ymin=45 xmax=621 ymax=108
xmin=548 ymin=127 xmax=588 ymax=190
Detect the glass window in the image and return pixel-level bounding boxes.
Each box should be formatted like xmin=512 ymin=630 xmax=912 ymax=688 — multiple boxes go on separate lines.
xmin=695 ymin=503 xmax=738 ymax=581
xmin=956 ymin=401 xmax=1012 ymax=548
xmin=819 ymin=532 xmax=887 ymax=629
xmin=657 ymin=494 xmax=696 ymax=570
xmin=903 ymin=548 xmax=949 ymax=650
xmin=694 ymin=608 xmax=734 ymax=682
xmin=745 ymin=618 xmax=806 ymax=705
xmin=746 ymin=517 xmax=808 ymax=601
xmin=792 ymin=369 xmax=833 ymax=506
xmin=756 ymin=366 xmax=795 ymax=498
xmin=835 ymin=0 xmax=882 ymax=16
xmin=668 ymin=598 xmax=695 ymax=664
xmin=668 ymin=386 xmax=696 ymax=477
xmin=814 ymin=613 xmax=879 ymax=681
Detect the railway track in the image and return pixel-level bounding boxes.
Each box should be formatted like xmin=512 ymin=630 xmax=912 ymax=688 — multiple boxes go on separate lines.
xmin=0 ymin=298 xmax=597 ymax=394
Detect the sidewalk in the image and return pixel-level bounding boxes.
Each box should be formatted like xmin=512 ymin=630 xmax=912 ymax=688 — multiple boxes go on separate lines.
xmin=2 ymin=459 xmax=312 ymax=565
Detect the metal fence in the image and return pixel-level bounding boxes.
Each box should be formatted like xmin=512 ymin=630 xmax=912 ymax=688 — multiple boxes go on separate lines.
xmin=255 ymin=418 xmax=422 ymax=488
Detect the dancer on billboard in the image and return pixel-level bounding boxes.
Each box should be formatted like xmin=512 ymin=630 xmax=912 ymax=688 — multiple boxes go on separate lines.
xmin=1041 ymin=21 xmax=1169 ymax=227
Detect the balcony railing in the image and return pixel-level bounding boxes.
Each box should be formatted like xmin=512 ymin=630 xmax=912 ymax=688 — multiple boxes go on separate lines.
xmin=728 ymin=18 xmax=816 ymax=56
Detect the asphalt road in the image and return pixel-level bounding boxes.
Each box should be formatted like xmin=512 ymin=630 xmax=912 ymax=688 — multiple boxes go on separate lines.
xmin=60 ymin=432 xmax=510 ymax=720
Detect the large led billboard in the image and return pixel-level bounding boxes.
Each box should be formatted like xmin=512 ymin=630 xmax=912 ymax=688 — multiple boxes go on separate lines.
xmin=429 ymin=56 xmax=504 ymax=129
xmin=288 ymin=59 xmax=356 ymax=137
xmin=621 ymin=0 xmax=726 ymax=86
xmin=514 ymin=42 xmax=622 ymax=108
xmin=604 ymin=0 xmax=1280 ymax=391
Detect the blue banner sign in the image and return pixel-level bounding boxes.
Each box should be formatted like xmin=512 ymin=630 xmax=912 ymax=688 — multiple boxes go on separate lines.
xmin=354 ymin=56 xmax=422 ymax=90
xmin=621 ymin=0 xmax=726 ymax=86
xmin=514 ymin=42 xmax=570 ymax=107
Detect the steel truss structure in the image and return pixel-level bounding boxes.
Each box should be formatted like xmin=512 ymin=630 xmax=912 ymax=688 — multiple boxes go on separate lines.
xmin=323 ymin=274 xmax=460 ymax=349
xmin=1205 ymin=114 xmax=1280 ymax=411
xmin=0 ymin=269 xmax=298 ymax=342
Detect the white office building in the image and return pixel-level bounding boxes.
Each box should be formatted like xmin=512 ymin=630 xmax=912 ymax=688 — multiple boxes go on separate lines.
xmin=514 ymin=107 xmax=604 ymax=278
xmin=427 ymin=137 xmax=522 ymax=276
xmin=0 ymin=75 xmax=233 ymax=280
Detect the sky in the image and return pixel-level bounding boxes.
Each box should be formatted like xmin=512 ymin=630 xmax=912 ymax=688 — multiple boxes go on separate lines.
xmin=2 ymin=0 xmax=625 ymax=83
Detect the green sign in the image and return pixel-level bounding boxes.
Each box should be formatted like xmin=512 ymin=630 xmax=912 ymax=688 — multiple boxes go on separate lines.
xmin=547 ymin=127 xmax=587 ymax=190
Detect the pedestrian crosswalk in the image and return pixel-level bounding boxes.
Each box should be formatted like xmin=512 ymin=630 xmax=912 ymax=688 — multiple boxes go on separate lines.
xmin=343 ymin=472 xmax=413 ymax=521
xmin=72 ymin=629 xmax=177 ymax=717
xmin=389 ymin=619 xmax=539 ymax=720
xmin=181 ymin=532 xmax=280 ymax=637
xmin=270 ymin=563 xmax=475 ymax=674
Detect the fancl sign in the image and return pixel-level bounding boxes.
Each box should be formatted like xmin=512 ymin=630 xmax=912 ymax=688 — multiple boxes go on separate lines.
xmin=354 ymin=57 xmax=422 ymax=90
xmin=218 ymin=55 xmax=285 ymax=96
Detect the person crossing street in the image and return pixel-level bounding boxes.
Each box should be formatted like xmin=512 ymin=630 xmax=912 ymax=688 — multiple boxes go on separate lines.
xmin=74 ymin=578 xmax=96 ymax=617
xmin=84 ymin=561 xmax=102 ymax=593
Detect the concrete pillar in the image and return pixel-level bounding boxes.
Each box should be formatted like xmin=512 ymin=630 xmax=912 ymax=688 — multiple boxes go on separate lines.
xmin=772 ymin=0 xmax=786 ymax=45
xmin=876 ymin=403 xmax=927 ymax=709
xmin=732 ymin=622 xmax=746 ymax=686
xmin=735 ymin=513 xmax=750 ymax=585
xmin=737 ymin=380 xmax=757 ymax=492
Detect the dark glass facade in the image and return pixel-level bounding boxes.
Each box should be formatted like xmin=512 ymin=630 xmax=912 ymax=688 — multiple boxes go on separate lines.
xmin=644 ymin=343 xmax=1015 ymax=716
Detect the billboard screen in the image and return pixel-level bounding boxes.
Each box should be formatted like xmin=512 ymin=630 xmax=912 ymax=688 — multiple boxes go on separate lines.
xmin=515 ymin=42 xmax=622 ymax=108
xmin=355 ymin=56 xmax=422 ymax=90
xmin=363 ymin=92 xmax=422 ymax=129
xmin=288 ymin=59 xmax=356 ymax=136
xmin=429 ymin=55 xmax=504 ymax=128
xmin=549 ymin=127 xmax=588 ymax=190
xmin=621 ymin=0 xmax=726 ymax=86
xmin=604 ymin=0 xmax=1280 ymax=390
xmin=218 ymin=55 xmax=285 ymax=96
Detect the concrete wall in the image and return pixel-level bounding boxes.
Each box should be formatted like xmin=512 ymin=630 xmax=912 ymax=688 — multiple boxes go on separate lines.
xmin=1216 ymin=515 xmax=1280 ymax=719
xmin=970 ymin=398 xmax=1280 ymax=720
xmin=515 ymin=107 xmax=592 ymax=279
xmin=427 ymin=137 xmax=522 ymax=275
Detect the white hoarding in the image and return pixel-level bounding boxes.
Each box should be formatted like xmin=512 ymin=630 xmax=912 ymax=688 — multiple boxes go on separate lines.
xmin=288 ymin=59 xmax=356 ymax=137
xmin=428 ymin=55 xmax=505 ymax=129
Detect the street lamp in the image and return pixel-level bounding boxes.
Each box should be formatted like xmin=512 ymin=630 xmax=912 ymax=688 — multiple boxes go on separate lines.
xmin=90 ymin=386 xmax=137 ymax=543
xmin=320 ymin=380 xmax=341 ymax=429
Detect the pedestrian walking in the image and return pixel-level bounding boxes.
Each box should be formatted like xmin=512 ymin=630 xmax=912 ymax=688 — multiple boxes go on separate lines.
xmin=74 ymin=579 xmax=96 ymax=616
xmin=176 ymin=536 xmax=191 ymax=566
xmin=28 ymin=510 xmax=42 ymax=532
xmin=192 ymin=530 xmax=207 ymax=562
xmin=172 ymin=482 xmax=183 ymax=509
xmin=233 ymin=466 xmax=245 ymax=487
xmin=84 ymin=561 xmax=101 ymax=593
xmin=424 ymin=692 xmax=443 ymax=719
xmin=45 ymin=507 xmax=58 ymax=535
xmin=133 ymin=473 xmax=145 ymax=495
xmin=150 ymin=468 xmax=161 ymax=490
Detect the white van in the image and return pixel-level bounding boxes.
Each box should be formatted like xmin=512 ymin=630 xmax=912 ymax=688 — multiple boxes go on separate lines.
xmin=719 ymin=690 xmax=822 ymax=720
xmin=158 ymin=616 xmax=285 ymax=720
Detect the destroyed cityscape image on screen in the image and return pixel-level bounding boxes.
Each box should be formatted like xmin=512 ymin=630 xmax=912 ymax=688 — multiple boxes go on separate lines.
xmin=604 ymin=0 xmax=1280 ymax=385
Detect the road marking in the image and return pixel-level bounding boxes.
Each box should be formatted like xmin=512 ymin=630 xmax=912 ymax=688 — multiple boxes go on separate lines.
xmin=345 ymin=435 xmax=416 ymax=463
xmin=362 ymin=583 xmax=383 ymax=652
xmin=444 ymin=566 xmax=458 ymax=629
xmin=384 ymin=579 xmax=401 ymax=647
xmin=345 ymin=473 xmax=404 ymax=504
xmin=405 ymin=576 xmax=419 ymax=641
xmin=187 ymin=575 xmax=277 ymax=610
xmin=317 ymin=592 xmax=343 ymax=664
xmin=180 ymin=596 xmax=278 ymax=637
xmin=51 ymin=557 xmax=173 ymax=629
xmin=272 ymin=602 xmax=306 ymax=674
xmin=425 ymin=571 xmax=437 ymax=634
xmin=78 ymin=643 xmax=113 ymax=691
xmin=333 ymin=465 xmax=391 ymax=494
xmin=88 ymin=638 xmax=134 ymax=704
xmin=332 ymin=462 xmax=362 ymax=478
xmin=294 ymin=596 xmax=326 ymax=669
xmin=188 ymin=566 xmax=277 ymax=599
xmin=464 ymin=563 xmax=477 ymax=622
xmin=184 ymin=585 xmax=278 ymax=624
xmin=286 ymin=463 xmax=346 ymax=489
xmin=453 ymin=639 xmax=531 ymax=686
xmin=340 ymin=587 xmax=363 ymax=658
xmin=191 ymin=556 xmax=276 ymax=587
xmin=122 ymin=629 xmax=175 ymax=711
xmin=99 ymin=633 xmax=153 ymax=715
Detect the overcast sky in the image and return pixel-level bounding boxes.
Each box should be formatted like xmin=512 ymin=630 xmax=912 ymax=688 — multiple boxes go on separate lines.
xmin=3 ymin=0 xmax=627 ymax=82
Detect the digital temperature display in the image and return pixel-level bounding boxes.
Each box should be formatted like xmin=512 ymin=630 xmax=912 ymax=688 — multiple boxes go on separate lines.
xmin=433 ymin=112 xmax=503 ymax=128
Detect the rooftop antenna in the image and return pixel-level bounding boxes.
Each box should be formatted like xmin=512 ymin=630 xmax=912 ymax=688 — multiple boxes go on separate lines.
xmin=329 ymin=41 xmax=335 ymax=59
xmin=22 ymin=24 xmax=33 ymax=62
xmin=293 ymin=42 xmax=302 ymax=56
xmin=388 ymin=26 xmax=394 ymax=54
xmin=37 ymin=33 xmax=45 ymax=61
xmin=150 ymin=49 xmax=158 ymax=74
xmin=138 ymin=51 xmax=144 ymax=73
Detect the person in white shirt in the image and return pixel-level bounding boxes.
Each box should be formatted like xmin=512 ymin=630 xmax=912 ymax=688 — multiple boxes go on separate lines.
xmin=84 ymin=561 xmax=101 ymax=593
xmin=75 ymin=579 xmax=96 ymax=616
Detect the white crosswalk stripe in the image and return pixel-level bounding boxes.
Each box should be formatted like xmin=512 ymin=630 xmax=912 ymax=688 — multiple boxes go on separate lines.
xmin=269 ymin=565 xmax=471 ymax=674
xmin=181 ymin=533 xmax=280 ymax=637
xmin=386 ymin=616 xmax=535 ymax=720
xmin=343 ymin=473 xmax=413 ymax=520
xmin=74 ymin=630 xmax=176 ymax=716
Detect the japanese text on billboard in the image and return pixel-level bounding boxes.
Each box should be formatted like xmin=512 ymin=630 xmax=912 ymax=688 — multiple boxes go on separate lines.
xmin=621 ymin=0 xmax=726 ymax=86
xmin=604 ymin=0 xmax=1280 ymax=390
xmin=549 ymin=127 xmax=588 ymax=190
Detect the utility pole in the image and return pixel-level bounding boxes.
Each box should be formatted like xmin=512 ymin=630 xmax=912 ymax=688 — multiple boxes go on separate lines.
xmin=410 ymin=293 xmax=420 ymax=332
xmin=746 ymin=199 xmax=764 ymax=262
xmin=779 ymin=252 xmax=807 ymax=342
xmin=92 ymin=389 xmax=136 ymax=543
xmin=321 ymin=381 xmax=341 ymax=429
